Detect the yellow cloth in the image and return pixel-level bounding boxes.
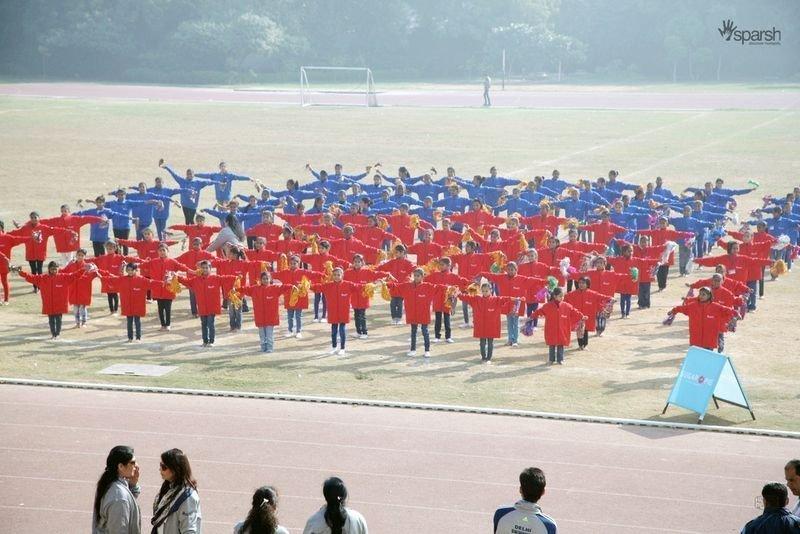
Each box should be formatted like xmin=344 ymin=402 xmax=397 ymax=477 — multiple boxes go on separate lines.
xmin=381 ymin=283 xmax=392 ymax=301
xmin=323 ymin=260 xmax=334 ymax=282
xmin=771 ymin=259 xmax=788 ymax=277
xmin=288 ymin=276 xmax=311 ymax=307
xmin=466 ymin=283 xmax=479 ymax=296
xmin=409 ymin=214 xmax=420 ymax=229
xmin=167 ymin=275 xmax=182 ymax=295
xmin=362 ymin=283 xmax=376 ymax=299
xmin=278 ymin=254 xmax=288 ymax=271
xmin=422 ymin=258 xmax=439 ymax=275
xmin=443 ymin=245 xmax=462 ymax=257
xmin=227 ymin=276 xmax=243 ymax=310
xmin=443 ymin=285 xmax=458 ymax=313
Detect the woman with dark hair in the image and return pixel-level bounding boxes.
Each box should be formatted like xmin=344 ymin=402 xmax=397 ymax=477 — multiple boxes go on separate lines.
xmin=207 ymin=213 xmax=246 ymax=253
xmin=152 ymin=448 xmax=202 ymax=534
xmin=233 ymin=486 xmax=289 ymax=534
xmin=303 ymin=477 xmax=367 ymax=534
xmin=93 ymin=445 xmax=141 ymax=534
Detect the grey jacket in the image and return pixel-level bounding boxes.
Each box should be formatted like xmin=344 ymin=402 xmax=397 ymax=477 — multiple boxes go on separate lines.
xmin=92 ymin=477 xmax=141 ymax=534
xmin=152 ymin=488 xmax=202 ymax=534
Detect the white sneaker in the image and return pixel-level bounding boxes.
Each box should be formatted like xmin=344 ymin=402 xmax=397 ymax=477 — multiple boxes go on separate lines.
xmin=329 ymin=348 xmax=339 ymax=355
xmin=295 ymin=332 xmax=303 ymax=339
xmin=512 ymin=342 xmax=519 ymax=347
xmin=459 ymin=323 xmax=470 ymax=329
xmin=359 ymin=334 xmax=368 ymax=340
xmin=285 ymin=331 xmax=295 ymax=338
xmin=445 ymin=338 xmax=455 ymax=344
xmin=423 ymin=351 xmax=431 ymax=359
xmin=432 ymin=338 xmax=441 ymax=343
xmin=338 ymin=350 xmax=347 ymax=357
xmin=314 ymin=318 xmax=322 ymax=323
xmin=407 ymin=350 xmax=417 ymax=357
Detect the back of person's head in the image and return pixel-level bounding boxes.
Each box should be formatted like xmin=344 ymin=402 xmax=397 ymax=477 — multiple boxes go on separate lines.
xmin=94 ymin=445 xmax=135 ymax=522
xmin=322 ymin=477 xmax=348 ymax=534
xmin=762 ymin=482 xmax=789 ymax=508
xmin=242 ymin=485 xmax=280 ymax=534
xmin=519 ymin=467 xmax=546 ymax=503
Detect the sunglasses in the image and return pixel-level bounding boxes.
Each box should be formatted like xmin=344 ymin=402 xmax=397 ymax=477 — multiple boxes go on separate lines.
xmin=159 ymin=463 xmax=169 ymax=471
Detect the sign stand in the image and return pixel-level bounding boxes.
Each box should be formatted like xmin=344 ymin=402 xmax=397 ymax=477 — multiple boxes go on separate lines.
xmin=662 ymin=346 xmax=754 ymax=424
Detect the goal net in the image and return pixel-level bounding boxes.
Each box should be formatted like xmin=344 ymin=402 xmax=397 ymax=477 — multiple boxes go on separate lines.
xmin=300 ymin=66 xmax=378 ymax=107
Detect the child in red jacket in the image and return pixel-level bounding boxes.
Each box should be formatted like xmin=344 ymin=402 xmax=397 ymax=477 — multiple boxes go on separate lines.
xmin=239 ymin=271 xmax=294 ymax=353
xmin=530 ymin=287 xmax=587 ymax=365
xmin=311 ymin=267 xmax=367 ymax=357
xmin=480 ymin=262 xmax=545 ymax=347
xmin=86 ymin=240 xmax=138 ymax=314
xmin=459 ymin=283 xmax=518 ymax=363
xmin=375 ymin=244 xmax=416 ymax=325
xmin=0 ymin=220 xmax=34 ymax=304
xmin=386 ymin=268 xmax=446 ymax=359
xmin=426 ymin=257 xmax=470 ymax=343
xmin=17 ymin=260 xmax=90 ymax=339
xmin=139 ymin=243 xmax=189 ymax=331
xmin=61 ymin=248 xmax=100 ymax=327
xmin=100 ymin=262 xmax=165 ymax=342
xmin=564 ymin=277 xmax=611 ymax=350
xmin=344 ymin=254 xmax=386 ymax=339
xmin=667 ymin=286 xmax=736 ymax=352
xmin=175 ymin=260 xmax=240 ymax=347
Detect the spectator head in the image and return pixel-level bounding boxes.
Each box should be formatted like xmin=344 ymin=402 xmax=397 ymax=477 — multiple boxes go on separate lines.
xmin=242 ymin=485 xmax=280 ymax=534
xmin=785 ymin=460 xmax=800 ymax=499
xmin=519 ymin=467 xmax=546 ymax=503
xmin=322 ymin=477 xmax=348 ymax=534
xmin=761 ymin=482 xmax=789 ymax=509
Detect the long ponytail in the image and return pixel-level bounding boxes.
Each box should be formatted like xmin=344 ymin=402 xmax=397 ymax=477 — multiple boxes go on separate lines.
xmin=94 ymin=446 xmax=135 ymax=523
xmin=241 ymin=486 xmax=279 ymax=534
xmin=322 ymin=477 xmax=348 ymax=534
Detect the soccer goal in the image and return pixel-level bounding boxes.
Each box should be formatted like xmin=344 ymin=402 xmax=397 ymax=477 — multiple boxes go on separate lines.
xmin=300 ymin=66 xmax=378 ymax=107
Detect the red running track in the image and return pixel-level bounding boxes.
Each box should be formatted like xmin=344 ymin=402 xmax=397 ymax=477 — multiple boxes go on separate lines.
xmin=1 ymin=82 xmax=799 ymax=110
xmin=0 ymin=384 xmax=795 ymax=533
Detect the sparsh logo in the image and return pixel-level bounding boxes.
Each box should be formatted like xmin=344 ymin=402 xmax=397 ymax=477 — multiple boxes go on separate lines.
xmin=718 ymin=19 xmax=782 ymax=45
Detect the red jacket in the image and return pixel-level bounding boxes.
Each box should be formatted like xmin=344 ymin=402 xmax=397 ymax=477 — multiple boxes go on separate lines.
xmin=468 ymin=229 xmax=521 ymax=260
xmin=571 ymin=269 xmax=627 ymax=297
xmin=17 ymin=223 xmax=71 ymax=261
xmin=375 ymin=257 xmax=415 ymax=283
xmin=139 ymin=257 xmax=188 ymax=300
xmin=451 ymin=252 xmax=493 ymax=280
xmin=433 ymin=228 xmax=462 ymax=248
xmin=482 ymin=273 xmax=545 ymax=315
xmin=329 ymin=238 xmax=378 ymax=264
xmin=639 ymin=228 xmax=693 ymax=265
xmin=272 ymin=269 xmax=322 ymax=310
xmin=425 ymin=271 xmax=470 ymax=313
xmin=564 ymin=288 xmax=610 ymax=332
xmin=175 ymin=249 xmax=217 ymax=270
xmin=61 ymin=260 xmax=98 ymax=306
xmin=338 ymin=213 xmax=369 ymax=227
xmin=407 ymin=241 xmax=444 ymax=266
xmin=168 ymin=224 xmax=221 ymax=248
xmin=380 ymin=213 xmax=416 ymax=246
xmin=310 ymin=280 xmax=363 ymax=323
xmin=352 ymin=225 xmax=395 ymax=250
xmin=449 ymin=211 xmax=504 ymax=229
xmin=670 ymin=300 xmax=735 ymax=350
xmin=459 ymin=295 xmax=515 ymax=338
xmin=300 ymin=253 xmax=350 ymax=276
xmin=297 ymin=223 xmax=342 ymax=241
xmin=0 ymin=233 xmax=30 ymax=274
xmin=87 ymin=254 xmax=140 ymax=293
xmin=344 ymin=268 xmax=385 ymax=309
xmin=41 ymin=214 xmax=103 ymax=252
xmin=245 ymin=222 xmax=283 ymax=241
xmin=607 ymin=256 xmax=657 ymax=294
xmin=531 ymin=300 xmax=586 ymax=346
xmin=265 ymin=239 xmax=307 ymax=256
xmin=102 ymin=275 xmax=163 ymax=317
xmin=579 ymin=220 xmax=627 ymax=245
xmin=689 ymin=277 xmax=749 ymax=297
xmin=387 ymin=281 xmax=444 ymax=324
xmin=20 ymin=270 xmax=82 ymax=315
xmin=240 ymin=284 xmax=291 ymax=327
xmin=695 ymin=254 xmax=771 ymax=284
xmin=178 ymin=274 xmax=238 ymax=316
xmin=117 ymin=239 xmax=179 ymax=260
xmin=280 ymin=213 xmax=320 ymax=227
xmin=212 ymin=258 xmax=252 ymax=293
xmin=522 ymin=214 xmax=566 ymax=236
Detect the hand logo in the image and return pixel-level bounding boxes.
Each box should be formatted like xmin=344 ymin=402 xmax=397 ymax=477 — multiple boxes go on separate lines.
xmin=718 ymin=19 xmax=737 ymax=40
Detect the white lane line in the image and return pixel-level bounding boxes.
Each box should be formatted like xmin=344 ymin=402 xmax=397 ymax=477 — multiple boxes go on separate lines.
xmin=0 ymin=474 xmax=749 ymax=511
xmin=626 ymin=109 xmax=798 ymax=178
xmin=0 ymin=446 xmax=767 ymax=485
xmin=0 ymin=400 xmax=789 ymax=460
xmin=507 ymin=111 xmax=709 ymax=177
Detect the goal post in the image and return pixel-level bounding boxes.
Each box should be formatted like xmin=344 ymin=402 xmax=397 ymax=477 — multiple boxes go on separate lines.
xmin=300 ymin=66 xmax=378 ymax=107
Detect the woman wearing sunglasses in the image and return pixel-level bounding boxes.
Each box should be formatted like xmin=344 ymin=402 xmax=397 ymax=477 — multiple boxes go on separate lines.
xmin=93 ymin=445 xmax=141 ymax=534
xmin=152 ymin=448 xmax=202 ymax=533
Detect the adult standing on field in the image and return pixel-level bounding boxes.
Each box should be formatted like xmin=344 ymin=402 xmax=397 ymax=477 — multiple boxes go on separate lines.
xmin=152 ymin=448 xmax=202 ymax=534
xmin=302 ymin=477 xmax=367 ymax=534
xmin=483 ymin=75 xmax=492 ymax=107
xmin=92 ymin=445 xmax=141 ymax=534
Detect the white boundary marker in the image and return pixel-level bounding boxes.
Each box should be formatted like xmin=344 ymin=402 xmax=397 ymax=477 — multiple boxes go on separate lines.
xmin=2 ymin=377 xmax=798 ymax=440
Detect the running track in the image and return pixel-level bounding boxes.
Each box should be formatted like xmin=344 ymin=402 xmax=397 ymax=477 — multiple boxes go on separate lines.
xmin=1 ymin=82 xmax=799 ymax=110
xmin=0 ymin=384 xmax=796 ymax=533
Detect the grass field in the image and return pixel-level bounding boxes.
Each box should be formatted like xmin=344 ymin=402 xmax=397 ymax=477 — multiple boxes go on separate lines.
xmin=0 ymin=91 xmax=798 ymax=431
